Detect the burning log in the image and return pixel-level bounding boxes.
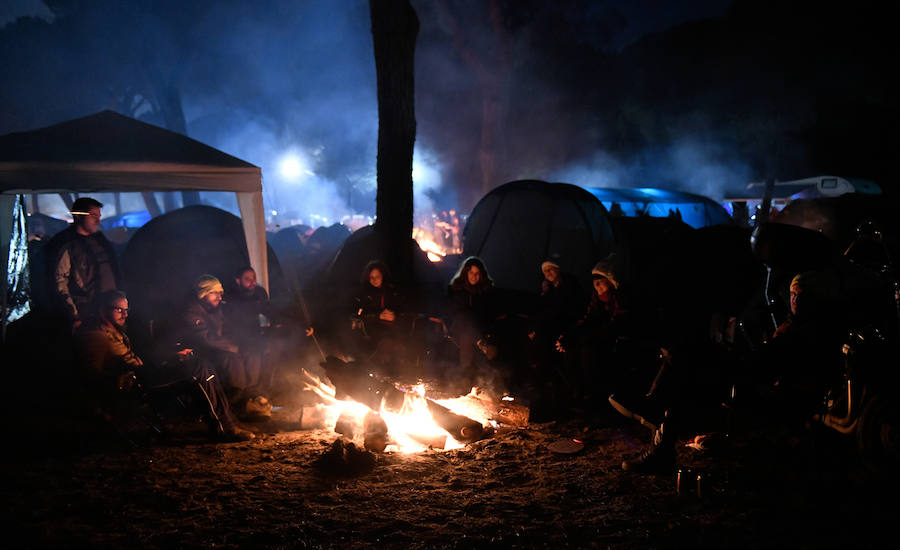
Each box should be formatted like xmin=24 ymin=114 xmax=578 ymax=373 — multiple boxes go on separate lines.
xmin=298 ymin=404 xmax=328 ymax=429
xmin=363 ymin=411 xmax=389 ymax=452
xmin=407 ymin=432 xmax=447 ymax=449
xmin=426 ymin=399 xmax=486 ymax=443
xmin=318 ymin=355 xmax=494 ymax=449
xmin=334 ymin=410 xmax=361 ymax=438
xmin=482 ymin=397 xmax=530 ymax=428
xmin=321 ymin=356 xmax=406 ymax=411
xmin=450 ymin=391 xmax=530 ymax=428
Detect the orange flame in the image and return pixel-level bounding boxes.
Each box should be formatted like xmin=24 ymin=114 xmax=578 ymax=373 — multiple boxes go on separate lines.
xmin=301 ymin=369 xmax=495 ymax=453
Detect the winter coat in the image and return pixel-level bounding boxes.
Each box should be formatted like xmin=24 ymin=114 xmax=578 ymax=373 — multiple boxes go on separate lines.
xmin=46 ymin=226 xmax=122 ymax=322
xmin=223 ymin=284 xmax=273 ymax=343
xmin=181 ymin=299 xmax=239 ymax=354
xmin=76 ymin=321 xmax=143 ymax=393
xmin=536 ymin=272 xmax=586 ymax=339
xmin=446 ymin=283 xmax=501 ymax=334
xmin=354 ymin=283 xmax=404 ymax=319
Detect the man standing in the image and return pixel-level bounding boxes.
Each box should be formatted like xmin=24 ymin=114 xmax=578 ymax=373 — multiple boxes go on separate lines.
xmin=47 ymin=197 xmax=122 ymax=331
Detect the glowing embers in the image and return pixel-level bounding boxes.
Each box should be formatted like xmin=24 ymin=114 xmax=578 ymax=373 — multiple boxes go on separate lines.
xmin=300 ymin=369 xmax=527 ymax=454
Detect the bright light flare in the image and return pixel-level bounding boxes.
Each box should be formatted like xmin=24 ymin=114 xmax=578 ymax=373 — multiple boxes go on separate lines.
xmin=278 ymin=151 xmax=314 ymax=182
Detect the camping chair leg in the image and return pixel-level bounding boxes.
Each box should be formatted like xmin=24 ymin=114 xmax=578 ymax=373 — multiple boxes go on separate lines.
xmin=193 ymin=378 xmax=224 ymax=434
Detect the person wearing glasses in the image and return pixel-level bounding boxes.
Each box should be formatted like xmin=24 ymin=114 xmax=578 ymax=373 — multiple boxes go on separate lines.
xmin=46 ymin=197 xmax=122 ymax=332
xmin=77 ymin=289 xmax=254 ymax=442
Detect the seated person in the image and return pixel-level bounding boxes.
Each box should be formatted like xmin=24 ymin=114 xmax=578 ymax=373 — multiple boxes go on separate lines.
xmin=223 ymin=266 xmax=288 ymax=397
xmin=528 ymin=259 xmax=585 ymax=378
xmin=446 ymin=257 xmax=501 ymax=372
xmin=763 ymin=270 xmax=846 ymax=418
xmin=611 ymin=270 xmax=844 ymax=475
xmin=556 ymin=260 xmax=630 ymax=404
xmin=180 ymin=275 xmax=269 ymax=417
xmin=76 ymin=289 xmax=253 ymax=441
xmin=349 ymin=260 xmax=408 ymax=370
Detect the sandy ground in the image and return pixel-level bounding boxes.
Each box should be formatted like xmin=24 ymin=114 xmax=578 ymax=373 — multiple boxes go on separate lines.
xmin=1 ymin=387 xmax=895 ymax=550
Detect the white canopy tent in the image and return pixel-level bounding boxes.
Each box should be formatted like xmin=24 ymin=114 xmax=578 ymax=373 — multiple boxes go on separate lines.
xmin=0 ymin=110 xmax=267 ymax=327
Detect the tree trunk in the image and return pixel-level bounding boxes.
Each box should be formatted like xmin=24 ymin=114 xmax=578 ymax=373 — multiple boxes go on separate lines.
xmin=370 ymin=0 xmax=419 ymax=282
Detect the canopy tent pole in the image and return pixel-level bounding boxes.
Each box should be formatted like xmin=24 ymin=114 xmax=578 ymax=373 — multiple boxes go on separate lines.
xmin=236 ymin=191 xmax=268 ymax=293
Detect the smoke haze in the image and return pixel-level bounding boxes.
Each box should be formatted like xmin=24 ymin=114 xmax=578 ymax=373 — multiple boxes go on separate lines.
xmin=1 ymin=0 xmax=893 ymax=223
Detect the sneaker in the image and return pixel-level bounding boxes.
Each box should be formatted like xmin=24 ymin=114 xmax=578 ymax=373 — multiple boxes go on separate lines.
xmin=621 ymin=444 xmax=675 ymax=475
xmin=242 ymin=396 xmax=273 ymax=420
xmin=218 ymin=426 xmax=256 ymax=442
xmin=608 ymin=393 xmax=663 ymax=432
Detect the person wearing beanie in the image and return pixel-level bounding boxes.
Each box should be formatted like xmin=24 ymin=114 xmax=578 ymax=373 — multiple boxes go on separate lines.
xmin=180 ymin=274 xmax=267 ymax=417
xmin=765 ymin=269 xmax=845 ymax=415
xmin=554 ymin=259 xmax=630 ymax=408
xmin=76 ymin=289 xmax=254 ymax=442
xmin=590 ymin=261 xmax=619 ymax=291
xmin=529 ymin=258 xmax=586 ymax=394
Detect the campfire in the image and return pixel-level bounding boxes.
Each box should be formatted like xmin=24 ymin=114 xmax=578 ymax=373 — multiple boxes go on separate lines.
xmin=412 ymin=210 xmax=462 ymax=262
xmin=299 ymin=359 xmax=528 ymax=454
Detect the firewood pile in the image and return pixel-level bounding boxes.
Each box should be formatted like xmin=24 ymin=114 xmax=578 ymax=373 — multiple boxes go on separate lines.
xmin=308 ymin=356 xmax=530 ymax=462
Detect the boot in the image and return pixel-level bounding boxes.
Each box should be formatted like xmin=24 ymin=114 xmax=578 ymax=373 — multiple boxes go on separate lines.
xmin=622 ymin=416 xmax=676 ymax=475
xmin=217 ymin=425 xmax=256 ymax=442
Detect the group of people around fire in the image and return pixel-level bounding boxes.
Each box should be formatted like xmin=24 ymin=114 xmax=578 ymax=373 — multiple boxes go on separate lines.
xmin=48 ymin=197 xmax=285 ymax=442
xmin=41 ymin=196 xmax=854 ymax=474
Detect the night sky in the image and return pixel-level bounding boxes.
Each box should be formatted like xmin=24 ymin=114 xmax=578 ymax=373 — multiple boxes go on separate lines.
xmin=1 ymin=0 xmax=895 ymax=221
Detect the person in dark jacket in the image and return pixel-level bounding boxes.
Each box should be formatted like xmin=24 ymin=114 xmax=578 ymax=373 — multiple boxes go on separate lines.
xmin=764 ymin=270 xmax=846 ymax=417
xmin=613 ymin=270 xmax=844 ymax=475
xmin=446 ymin=256 xmax=500 ymax=371
xmin=529 ymin=260 xmax=585 ymax=363
xmin=77 ymin=290 xmax=253 ymax=441
xmin=46 ymin=197 xmax=122 ymax=332
xmin=224 ymin=267 xmax=275 ymax=342
xmin=223 ymin=266 xmax=284 ymax=396
xmin=349 ymin=260 xmax=408 ymax=369
xmin=556 ymin=260 xmax=630 ymax=404
xmin=181 ymin=275 xmax=267 ymax=415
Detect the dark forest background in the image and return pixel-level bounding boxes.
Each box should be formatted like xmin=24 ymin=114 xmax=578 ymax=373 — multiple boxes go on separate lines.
xmin=1 ymin=0 xmax=896 ymax=214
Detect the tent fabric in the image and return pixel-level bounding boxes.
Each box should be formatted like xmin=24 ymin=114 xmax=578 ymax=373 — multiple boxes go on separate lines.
xmin=0 ymin=110 xmax=267 ymax=292
xmin=1 ymin=194 xmax=30 ymax=337
xmin=463 ymin=180 xmax=615 ymax=293
xmin=585 ymin=187 xmax=732 ymax=229
xmin=0 ymin=110 xmax=259 ymax=192
xmin=121 ymin=205 xmax=285 ymax=327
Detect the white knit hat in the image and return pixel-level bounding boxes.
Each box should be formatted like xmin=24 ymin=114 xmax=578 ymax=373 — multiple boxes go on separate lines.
xmin=591 ymin=262 xmax=618 ymax=289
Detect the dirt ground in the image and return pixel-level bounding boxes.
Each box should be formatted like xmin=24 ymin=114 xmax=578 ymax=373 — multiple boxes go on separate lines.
xmin=2 ymin=381 xmax=895 ymax=550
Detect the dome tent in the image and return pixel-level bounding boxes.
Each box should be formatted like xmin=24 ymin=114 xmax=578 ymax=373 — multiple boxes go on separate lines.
xmin=585 ymin=187 xmax=732 ymax=229
xmin=462 ymin=180 xmax=616 ymax=293
xmin=122 ymin=205 xmax=286 ymax=330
